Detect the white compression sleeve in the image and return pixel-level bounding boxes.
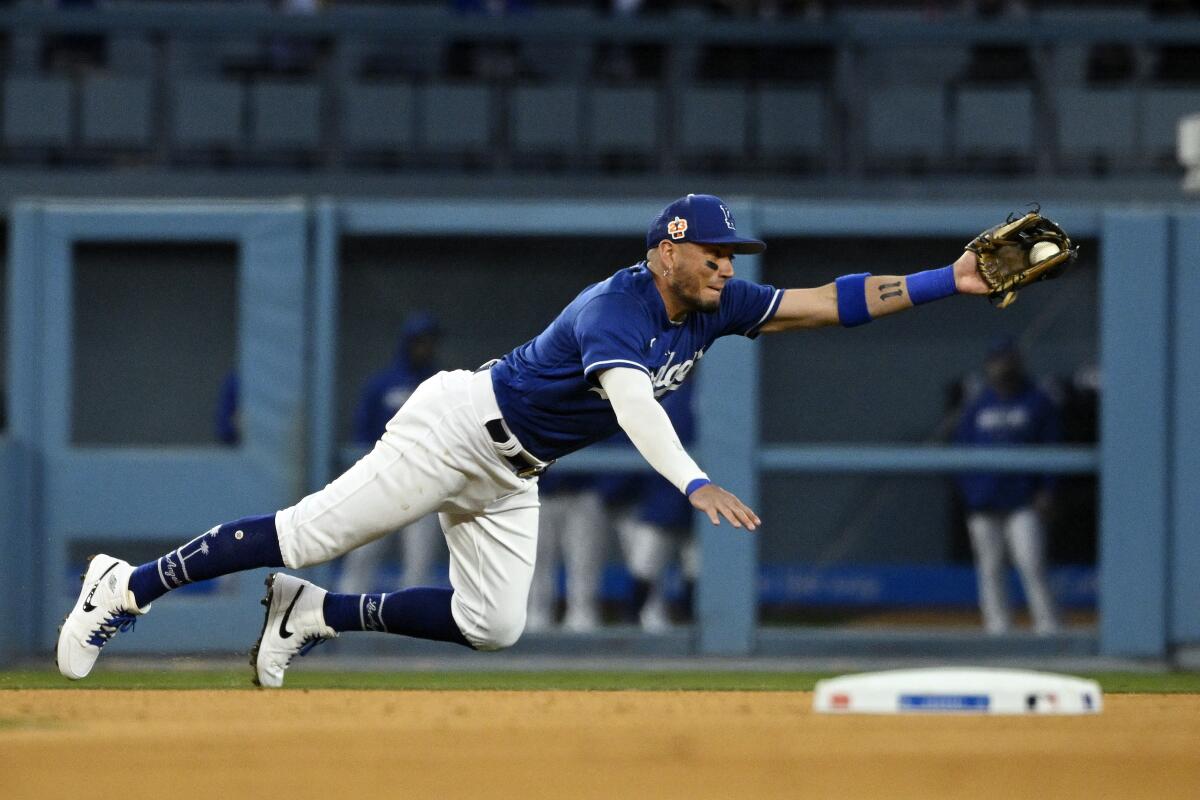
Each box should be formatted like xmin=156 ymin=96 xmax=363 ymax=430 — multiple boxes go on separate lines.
xmin=597 ymin=367 xmax=707 ymax=494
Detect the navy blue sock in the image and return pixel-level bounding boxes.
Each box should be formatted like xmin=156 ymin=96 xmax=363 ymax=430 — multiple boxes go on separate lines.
xmin=127 ymin=515 xmax=285 ymax=607
xmin=323 ymin=588 xmax=473 ymax=649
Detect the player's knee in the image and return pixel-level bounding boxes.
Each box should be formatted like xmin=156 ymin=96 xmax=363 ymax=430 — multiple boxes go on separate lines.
xmin=471 ymin=608 xmax=525 ymax=652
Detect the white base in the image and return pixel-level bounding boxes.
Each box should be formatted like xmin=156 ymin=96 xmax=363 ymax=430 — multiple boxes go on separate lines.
xmin=813 ymin=667 xmax=1102 ymax=715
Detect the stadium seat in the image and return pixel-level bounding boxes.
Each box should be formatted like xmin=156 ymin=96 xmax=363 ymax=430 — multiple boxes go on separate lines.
xmin=342 ymin=83 xmax=415 ymax=154
xmin=418 ymin=82 xmax=493 ymax=155
xmin=352 ymin=36 xmax=444 ymax=81
xmin=511 ymin=85 xmax=581 ymax=157
xmin=1141 ymin=89 xmax=1200 ymax=164
xmin=588 ymin=86 xmax=658 ymax=158
xmin=7 ymin=33 xmax=41 ymax=74
xmin=172 ymin=79 xmax=244 ymax=150
xmin=108 ymin=35 xmax=157 ymax=75
xmin=953 ymin=87 xmax=1034 ymax=159
xmin=679 ymin=87 xmax=748 ymax=162
xmin=81 ymin=75 xmax=153 ymax=149
xmin=518 ymin=8 xmax=593 ymax=82
xmin=755 ymin=88 xmax=826 ymax=161
xmin=167 ymin=39 xmax=223 ymax=76
xmin=250 ymin=81 xmax=322 ymax=152
xmin=2 ymin=76 xmax=72 ymax=149
xmin=1055 ymin=88 xmax=1137 ymax=166
xmin=862 ymin=45 xmax=971 ymax=88
xmin=865 ymin=86 xmax=947 ymax=163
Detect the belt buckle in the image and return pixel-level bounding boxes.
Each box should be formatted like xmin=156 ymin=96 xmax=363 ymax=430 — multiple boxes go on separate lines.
xmin=516 ymin=459 xmax=553 ymax=479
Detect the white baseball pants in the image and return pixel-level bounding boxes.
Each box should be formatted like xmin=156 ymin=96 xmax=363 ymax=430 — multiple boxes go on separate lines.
xmin=967 ymin=507 xmax=1059 ymax=635
xmin=274 ymin=369 xmax=540 ymax=650
xmin=333 ymin=513 xmax=445 ymax=593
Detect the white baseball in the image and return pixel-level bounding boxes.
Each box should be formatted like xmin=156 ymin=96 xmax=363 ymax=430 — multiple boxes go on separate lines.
xmin=1029 ymin=241 xmax=1061 ymax=264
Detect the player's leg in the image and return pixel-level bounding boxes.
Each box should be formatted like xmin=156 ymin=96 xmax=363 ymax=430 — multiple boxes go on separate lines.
xmin=440 ymin=491 xmax=539 ymax=650
xmin=1005 ymin=507 xmax=1059 ymax=635
xmin=254 ymin=369 xmax=542 ymax=685
xmin=966 ymin=511 xmax=1011 ymax=634
xmin=527 ymin=493 xmax=565 ymax=631
xmin=321 ymin=485 xmax=539 ymax=653
xmin=59 ymin=372 xmax=467 ymax=680
xmin=400 ymin=514 xmax=445 ymax=589
xmin=124 ymin=425 xmax=455 ymax=611
xmin=561 ymin=490 xmax=607 ymax=632
xmin=57 ymin=515 xmax=286 ymax=680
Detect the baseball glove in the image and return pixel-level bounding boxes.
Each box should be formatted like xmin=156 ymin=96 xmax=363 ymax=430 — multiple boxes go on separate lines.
xmin=966 ymin=207 xmax=1078 ymax=308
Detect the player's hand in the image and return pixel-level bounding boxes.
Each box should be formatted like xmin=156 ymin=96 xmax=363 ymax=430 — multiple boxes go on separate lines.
xmin=952 ymin=250 xmax=989 ymax=296
xmin=689 ymin=484 xmax=760 ymax=531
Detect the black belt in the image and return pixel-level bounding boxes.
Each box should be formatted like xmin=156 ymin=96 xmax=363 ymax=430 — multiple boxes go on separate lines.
xmin=484 ymin=419 xmax=552 ymax=479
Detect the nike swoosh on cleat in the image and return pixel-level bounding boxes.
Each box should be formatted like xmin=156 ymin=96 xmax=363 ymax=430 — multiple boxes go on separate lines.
xmin=81 ymin=563 xmax=120 ymax=613
xmin=278 ymin=585 xmax=305 ymax=640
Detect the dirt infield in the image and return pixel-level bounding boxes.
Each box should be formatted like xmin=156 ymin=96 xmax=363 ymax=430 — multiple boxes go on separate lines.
xmin=2 ymin=690 xmax=1198 ymax=800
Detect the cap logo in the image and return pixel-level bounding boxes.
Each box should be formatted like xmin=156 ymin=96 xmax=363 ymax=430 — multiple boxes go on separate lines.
xmin=667 ymin=216 xmax=688 ymax=240
xmin=721 ymin=204 xmax=736 ymax=230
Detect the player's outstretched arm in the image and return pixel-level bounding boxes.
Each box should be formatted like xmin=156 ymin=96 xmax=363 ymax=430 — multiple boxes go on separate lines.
xmin=597 ymin=367 xmax=760 ymax=531
xmin=759 ymin=250 xmax=986 ymax=333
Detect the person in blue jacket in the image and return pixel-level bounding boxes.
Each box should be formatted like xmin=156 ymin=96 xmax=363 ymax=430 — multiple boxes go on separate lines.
xmin=954 ymin=337 xmax=1061 ymax=635
xmin=337 ymin=313 xmax=447 ymax=592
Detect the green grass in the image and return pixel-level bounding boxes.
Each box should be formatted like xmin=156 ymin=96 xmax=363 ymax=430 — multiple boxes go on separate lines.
xmin=2 ymin=670 xmax=1200 ymax=693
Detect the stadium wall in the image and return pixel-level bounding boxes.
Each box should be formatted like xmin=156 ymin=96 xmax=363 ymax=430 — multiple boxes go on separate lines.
xmin=3 ymin=197 xmax=1196 ymax=660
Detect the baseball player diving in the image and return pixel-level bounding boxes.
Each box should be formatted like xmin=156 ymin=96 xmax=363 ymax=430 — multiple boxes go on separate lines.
xmin=56 ymin=193 xmax=1064 ymax=686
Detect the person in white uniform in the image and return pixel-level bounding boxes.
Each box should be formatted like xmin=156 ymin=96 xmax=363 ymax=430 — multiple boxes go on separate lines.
xmin=954 ymin=338 xmax=1061 ymax=635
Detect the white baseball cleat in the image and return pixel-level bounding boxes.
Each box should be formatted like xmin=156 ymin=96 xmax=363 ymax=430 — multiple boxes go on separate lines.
xmin=56 ymin=554 xmax=150 ymax=680
xmin=250 ymin=573 xmax=337 ymax=688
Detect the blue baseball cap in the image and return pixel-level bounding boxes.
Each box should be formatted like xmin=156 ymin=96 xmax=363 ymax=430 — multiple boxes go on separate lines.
xmin=646 ymin=194 xmax=766 ymax=255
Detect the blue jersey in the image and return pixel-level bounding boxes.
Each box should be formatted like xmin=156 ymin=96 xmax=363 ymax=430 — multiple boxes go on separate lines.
xmin=490 ymin=262 xmax=782 ymax=461
xmin=953 ymin=381 xmax=1061 ymax=511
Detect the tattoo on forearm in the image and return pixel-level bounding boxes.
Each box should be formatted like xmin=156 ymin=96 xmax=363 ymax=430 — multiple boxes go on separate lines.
xmin=878 ymin=280 xmax=904 ymax=302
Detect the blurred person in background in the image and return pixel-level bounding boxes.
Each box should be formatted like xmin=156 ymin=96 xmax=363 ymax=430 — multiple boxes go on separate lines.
xmin=618 ymin=380 xmax=698 ymax=632
xmin=526 ymin=472 xmax=610 ymax=632
xmin=954 ymin=336 xmax=1061 ymax=635
xmin=337 ymin=313 xmax=447 ymax=592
